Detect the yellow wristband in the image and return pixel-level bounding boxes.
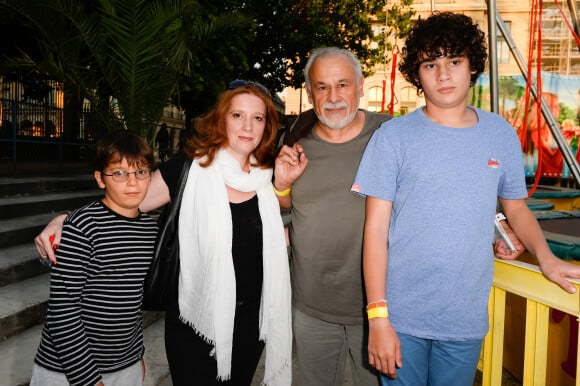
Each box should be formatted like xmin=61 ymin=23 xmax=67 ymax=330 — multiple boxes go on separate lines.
xmin=367 ymin=306 xmax=389 ymax=319
xmin=273 ymin=186 xmax=292 ymax=197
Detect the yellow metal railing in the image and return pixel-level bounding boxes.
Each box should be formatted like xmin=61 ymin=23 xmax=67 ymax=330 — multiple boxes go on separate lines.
xmin=479 ymin=259 xmax=580 ymax=386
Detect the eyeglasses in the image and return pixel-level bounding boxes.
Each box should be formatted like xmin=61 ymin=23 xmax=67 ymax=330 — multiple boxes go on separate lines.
xmin=227 ymin=79 xmax=271 ymax=98
xmin=102 ymin=169 xmax=151 ymax=182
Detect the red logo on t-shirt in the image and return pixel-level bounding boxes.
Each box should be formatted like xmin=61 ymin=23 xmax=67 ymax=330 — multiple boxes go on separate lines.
xmin=487 ymin=158 xmax=499 ymax=168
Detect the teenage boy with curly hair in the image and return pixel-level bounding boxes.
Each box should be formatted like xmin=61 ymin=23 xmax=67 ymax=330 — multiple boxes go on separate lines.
xmin=352 ymin=12 xmax=580 ymax=386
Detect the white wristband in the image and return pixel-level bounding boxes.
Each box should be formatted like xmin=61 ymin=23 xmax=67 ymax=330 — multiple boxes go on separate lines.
xmin=495 ymin=212 xmax=507 ymax=222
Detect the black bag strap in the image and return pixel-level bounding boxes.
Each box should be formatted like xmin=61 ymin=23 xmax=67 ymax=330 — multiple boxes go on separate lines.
xmin=170 ymin=157 xmax=192 ymax=211
xmin=154 ymin=157 xmax=192 ymax=252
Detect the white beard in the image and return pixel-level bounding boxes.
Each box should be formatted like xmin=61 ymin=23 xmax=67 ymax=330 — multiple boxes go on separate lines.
xmin=316 ymin=101 xmax=359 ymax=130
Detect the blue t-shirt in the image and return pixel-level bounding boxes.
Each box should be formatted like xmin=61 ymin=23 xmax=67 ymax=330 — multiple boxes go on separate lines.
xmin=353 ymin=107 xmax=527 ymax=340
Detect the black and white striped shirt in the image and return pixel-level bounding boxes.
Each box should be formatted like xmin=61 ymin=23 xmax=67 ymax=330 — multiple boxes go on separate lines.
xmin=34 ymin=200 xmax=158 ymax=386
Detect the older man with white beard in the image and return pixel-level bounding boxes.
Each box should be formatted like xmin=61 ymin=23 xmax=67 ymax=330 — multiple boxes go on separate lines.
xmin=274 ymin=47 xmax=391 ymax=386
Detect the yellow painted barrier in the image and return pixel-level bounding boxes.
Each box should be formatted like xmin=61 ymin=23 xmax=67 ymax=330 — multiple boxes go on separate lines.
xmin=544 ymin=197 xmax=580 ymax=211
xmin=480 ymin=258 xmax=580 ymax=386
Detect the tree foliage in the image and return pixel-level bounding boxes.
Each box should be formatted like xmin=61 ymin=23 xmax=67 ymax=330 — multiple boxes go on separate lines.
xmin=1 ymin=0 xmax=415 ymax=139
xmin=369 ymin=0 xmax=415 ymax=72
xmin=1 ymin=0 xmax=251 ymax=139
xmin=176 ymin=0 xmax=415 ymax=119
xmin=237 ymin=0 xmax=400 ymax=91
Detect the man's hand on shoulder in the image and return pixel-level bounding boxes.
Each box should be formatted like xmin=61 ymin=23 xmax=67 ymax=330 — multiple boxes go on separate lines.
xmin=274 ymin=143 xmax=309 ymax=189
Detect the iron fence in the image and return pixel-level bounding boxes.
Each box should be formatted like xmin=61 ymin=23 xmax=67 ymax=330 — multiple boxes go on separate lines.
xmin=0 ymin=73 xmax=123 ymax=176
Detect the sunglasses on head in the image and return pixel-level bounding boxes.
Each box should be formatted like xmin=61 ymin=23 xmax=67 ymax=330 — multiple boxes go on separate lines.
xmin=227 ymin=79 xmax=271 ymax=98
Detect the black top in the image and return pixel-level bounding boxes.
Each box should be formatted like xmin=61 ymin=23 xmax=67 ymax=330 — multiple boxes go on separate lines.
xmin=159 ymin=153 xmax=263 ymax=307
xmin=230 ymin=195 xmax=263 ymax=306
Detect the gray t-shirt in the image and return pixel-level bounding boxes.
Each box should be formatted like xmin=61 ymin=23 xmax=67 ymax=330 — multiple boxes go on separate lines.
xmin=353 ymin=107 xmax=527 ymax=339
xmin=290 ymin=110 xmax=391 ymax=324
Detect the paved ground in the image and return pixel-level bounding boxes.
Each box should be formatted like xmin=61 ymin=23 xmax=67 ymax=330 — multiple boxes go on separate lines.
xmin=146 ymin=318 xmax=522 ymax=386
xmin=147 ymin=318 xmax=344 ymax=386
xmin=473 ymin=369 xmax=522 ymax=386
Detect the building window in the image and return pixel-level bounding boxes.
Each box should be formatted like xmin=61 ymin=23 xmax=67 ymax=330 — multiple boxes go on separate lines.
xmin=368 ymin=86 xmax=384 ymax=112
xmin=400 ymin=86 xmax=418 ymax=115
xmin=497 ymin=21 xmax=511 ymax=64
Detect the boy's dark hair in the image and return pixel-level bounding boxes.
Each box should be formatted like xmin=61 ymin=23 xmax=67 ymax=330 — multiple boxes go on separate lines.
xmin=399 ymin=12 xmax=487 ymax=91
xmin=94 ymin=130 xmax=154 ymax=171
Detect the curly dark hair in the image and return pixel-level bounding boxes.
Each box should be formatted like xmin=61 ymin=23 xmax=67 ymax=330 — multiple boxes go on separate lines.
xmin=399 ymin=12 xmax=487 ymax=91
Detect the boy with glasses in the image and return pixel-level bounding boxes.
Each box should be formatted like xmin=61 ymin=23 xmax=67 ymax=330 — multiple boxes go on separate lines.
xmin=31 ymin=131 xmax=159 ymax=386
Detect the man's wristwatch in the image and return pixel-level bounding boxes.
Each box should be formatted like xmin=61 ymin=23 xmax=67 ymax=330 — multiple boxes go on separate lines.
xmin=495 ymin=212 xmax=507 ymax=222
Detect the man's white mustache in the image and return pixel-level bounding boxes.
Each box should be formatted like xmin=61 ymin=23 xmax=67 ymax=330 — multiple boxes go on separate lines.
xmin=323 ymin=102 xmax=348 ymax=110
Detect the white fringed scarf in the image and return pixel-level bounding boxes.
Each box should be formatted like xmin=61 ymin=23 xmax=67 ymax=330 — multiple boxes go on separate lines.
xmin=178 ymin=149 xmax=292 ymax=385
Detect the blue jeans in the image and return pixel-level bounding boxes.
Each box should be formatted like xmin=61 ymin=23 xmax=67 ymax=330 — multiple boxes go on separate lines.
xmin=381 ymin=333 xmax=482 ymax=386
